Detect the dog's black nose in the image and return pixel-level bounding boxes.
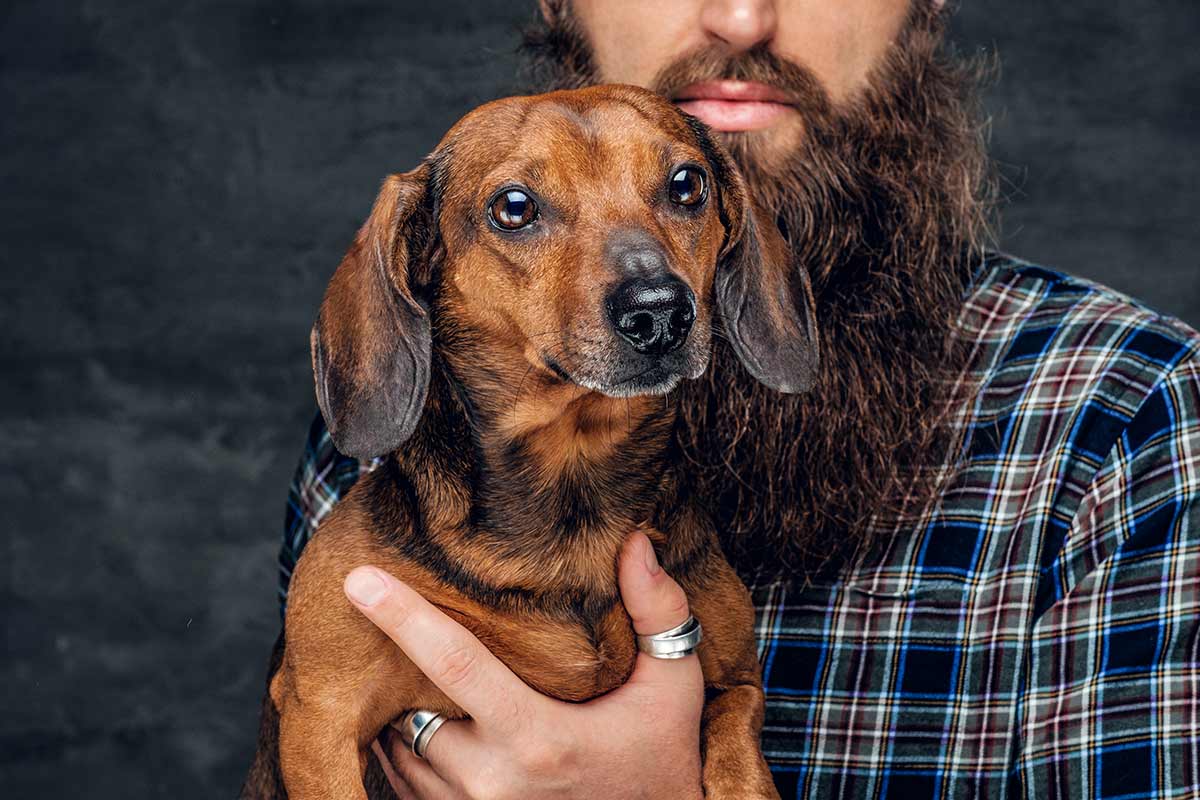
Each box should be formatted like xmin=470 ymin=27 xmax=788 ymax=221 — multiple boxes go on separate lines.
xmin=606 ymin=276 xmax=695 ymax=355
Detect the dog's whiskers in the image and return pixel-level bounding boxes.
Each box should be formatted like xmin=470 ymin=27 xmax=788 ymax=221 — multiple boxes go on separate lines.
xmin=509 ymin=362 xmax=538 ymax=425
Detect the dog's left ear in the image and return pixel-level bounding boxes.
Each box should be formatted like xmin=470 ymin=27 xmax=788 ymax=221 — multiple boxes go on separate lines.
xmin=684 ymin=116 xmax=820 ymax=394
xmin=310 ymin=165 xmax=436 ymax=459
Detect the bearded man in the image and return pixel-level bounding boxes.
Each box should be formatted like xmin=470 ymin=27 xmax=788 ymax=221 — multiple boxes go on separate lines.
xmin=271 ymin=1 xmax=1200 ymax=797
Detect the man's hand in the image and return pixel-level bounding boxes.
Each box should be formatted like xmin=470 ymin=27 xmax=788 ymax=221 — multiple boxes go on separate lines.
xmin=343 ymin=531 xmax=705 ymax=800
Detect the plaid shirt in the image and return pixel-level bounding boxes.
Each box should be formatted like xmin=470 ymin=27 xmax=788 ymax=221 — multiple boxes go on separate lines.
xmin=278 ymin=255 xmax=1200 ymax=799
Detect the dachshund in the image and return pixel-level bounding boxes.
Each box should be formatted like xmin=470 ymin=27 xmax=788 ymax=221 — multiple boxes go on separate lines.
xmin=242 ymin=84 xmax=818 ymax=800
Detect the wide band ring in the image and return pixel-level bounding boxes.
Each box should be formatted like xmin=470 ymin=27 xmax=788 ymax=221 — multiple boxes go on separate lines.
xmin=636 ymin=615 xmax=703 ymax=659
xmin=397 ymin=709 xmax=448 ymax=759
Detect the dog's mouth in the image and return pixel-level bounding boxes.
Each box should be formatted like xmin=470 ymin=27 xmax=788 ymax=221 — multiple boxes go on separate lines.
xmin=540 ymin=350 xmax=703 ymax=398
xmin=542 ymin=355 xmax=575 ymax=383
xmin=535 ymin=310 xmax=714 ymax=398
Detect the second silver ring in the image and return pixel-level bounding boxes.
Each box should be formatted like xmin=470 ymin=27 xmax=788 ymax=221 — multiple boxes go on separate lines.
xmin=397 ymin=709 xmax=448 ymax=759
xmin=636 ymin=614 xmax=703 ymax=659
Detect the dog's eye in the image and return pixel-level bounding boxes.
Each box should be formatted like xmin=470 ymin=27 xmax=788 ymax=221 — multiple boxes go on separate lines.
xmin=668 ymin=167 xmax=706 ymax=207
xmin=489 ymin=189 xmax=538 ymax=230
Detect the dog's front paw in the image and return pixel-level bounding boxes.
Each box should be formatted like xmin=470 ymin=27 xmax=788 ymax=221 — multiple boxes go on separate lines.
xmin=703 ymin=764 xmax=780 ymax=800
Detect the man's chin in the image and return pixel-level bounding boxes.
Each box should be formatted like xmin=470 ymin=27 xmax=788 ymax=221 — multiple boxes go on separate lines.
xmin=703 ymin=118 xmax=807 ymax=174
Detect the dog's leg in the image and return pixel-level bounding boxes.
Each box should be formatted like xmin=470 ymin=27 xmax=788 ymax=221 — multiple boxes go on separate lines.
xmin=274 ymin=680 xmax=372 ymax=800
xmin=700 ymin=683 xmax=778 ymax=799
xmin=685 ymin=553 xmax=781 ymax=800
xmin=271 ymin=637 xmax=450 ymax=800
xmin=241 ymin=632 xmax=289 ymax=800
xmin=241 ymin=638 xmax=402 ymax=800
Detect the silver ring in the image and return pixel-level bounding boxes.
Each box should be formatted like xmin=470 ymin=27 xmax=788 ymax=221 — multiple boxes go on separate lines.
xmin=636 ymin=615 xmax=703 ymax=659
xmin=397 ymin=709 xmax=448 ymax=759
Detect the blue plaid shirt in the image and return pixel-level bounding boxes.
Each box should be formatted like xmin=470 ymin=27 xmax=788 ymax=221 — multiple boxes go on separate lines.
xmin=278 ymin=255 xmax=1200 ymax=799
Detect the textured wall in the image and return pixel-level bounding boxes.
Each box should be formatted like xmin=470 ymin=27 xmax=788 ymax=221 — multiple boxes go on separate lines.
xmin=2 ymin=1 xmax=1197 ymax=797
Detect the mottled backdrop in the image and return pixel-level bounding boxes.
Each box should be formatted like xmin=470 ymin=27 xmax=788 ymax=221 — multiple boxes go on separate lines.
xmin=2 ymin=1 xmax=1197 ymax=797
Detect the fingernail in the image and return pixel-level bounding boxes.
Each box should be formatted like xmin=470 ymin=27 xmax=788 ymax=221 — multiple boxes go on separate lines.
xmin=345 ymin=567 xmax=389 ymax=606
xmin=642 ymin=535 xmax=661 ymax=576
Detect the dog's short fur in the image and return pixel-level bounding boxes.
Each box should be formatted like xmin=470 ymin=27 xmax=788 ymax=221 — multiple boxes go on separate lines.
xmin=242 ymin=84 xmax=818 ymax=800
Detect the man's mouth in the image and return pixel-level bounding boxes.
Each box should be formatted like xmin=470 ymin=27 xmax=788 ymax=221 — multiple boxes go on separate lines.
xmin=672 ymin=80 xmax=795 ymax=132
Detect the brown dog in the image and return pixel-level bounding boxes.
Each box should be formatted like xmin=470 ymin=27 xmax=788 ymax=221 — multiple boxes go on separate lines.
xmin=243 ymin=84 xmax=818 ymax=799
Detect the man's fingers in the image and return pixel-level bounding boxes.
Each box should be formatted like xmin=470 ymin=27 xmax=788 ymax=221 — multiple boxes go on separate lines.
xmin=395 ymin=718 xmax=495 ymax=799
xmin=618 ymin=531 xmax=693 ymax=637
xmin=371 ymin=738 xmax=417 ymax=799
xmin=344 ymin=566 xmax=532 ymax=736
xmin=381 ymin=728 xmax=461 ymax=800
xmin=612 ymin=531 xmax=704 ymax=705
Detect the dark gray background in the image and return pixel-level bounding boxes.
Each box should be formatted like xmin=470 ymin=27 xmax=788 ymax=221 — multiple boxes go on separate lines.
xmin=2 ymin=1 xmax=1197 ymax=797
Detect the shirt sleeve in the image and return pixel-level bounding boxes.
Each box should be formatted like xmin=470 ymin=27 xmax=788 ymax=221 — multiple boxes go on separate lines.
xmin=277 ymin=412 xmax=370 ymax=616
xmin=1015 ymin=353 xmax=1200 ymax=798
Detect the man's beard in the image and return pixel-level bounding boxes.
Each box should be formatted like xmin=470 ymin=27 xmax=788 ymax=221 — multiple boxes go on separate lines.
xmin=523 ymin=1 xmax=996 ymax=583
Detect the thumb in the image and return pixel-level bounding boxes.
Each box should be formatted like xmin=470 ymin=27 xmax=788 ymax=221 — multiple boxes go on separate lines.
xmin=617 ymin=532 xmax=704 ymax=691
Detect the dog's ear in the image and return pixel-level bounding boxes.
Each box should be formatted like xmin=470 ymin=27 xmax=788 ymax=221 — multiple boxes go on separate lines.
xmin=684 ymin=116 xmax=820 ymax=394
xmin=311 ymin=165 xmax=436 ymax=459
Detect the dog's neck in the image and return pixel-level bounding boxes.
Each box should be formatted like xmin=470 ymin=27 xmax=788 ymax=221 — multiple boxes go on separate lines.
xmin=385 ymin=340 xmax=681 ymax=600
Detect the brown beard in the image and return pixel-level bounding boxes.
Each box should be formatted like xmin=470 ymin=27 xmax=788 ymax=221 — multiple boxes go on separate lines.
xmin=522 ymin=1 xmax=997 ymax=584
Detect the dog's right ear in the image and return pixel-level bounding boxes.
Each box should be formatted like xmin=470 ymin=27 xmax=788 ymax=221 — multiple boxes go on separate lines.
xmin=681 ymin=115 xmax=820 ymax=394
xmin=311 ymin=166 xmax=435 ymax=459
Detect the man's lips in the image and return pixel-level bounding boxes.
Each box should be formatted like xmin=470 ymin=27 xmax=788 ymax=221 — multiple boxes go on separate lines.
xmin=672 ymin=80 xmax=795 ymax=132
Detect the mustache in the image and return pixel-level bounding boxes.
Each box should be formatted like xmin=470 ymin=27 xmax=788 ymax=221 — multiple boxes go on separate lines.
xmin=649 ymin=45 xmax=832 ymax=118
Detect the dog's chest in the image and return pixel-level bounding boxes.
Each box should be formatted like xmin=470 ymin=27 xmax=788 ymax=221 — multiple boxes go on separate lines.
xmin=468 ymin=602 xmax=638 ymax=703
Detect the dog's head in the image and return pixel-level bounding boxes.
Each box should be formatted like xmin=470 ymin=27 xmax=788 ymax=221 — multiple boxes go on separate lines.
xmin=312 ymin=85 xmax=818 ymax=459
